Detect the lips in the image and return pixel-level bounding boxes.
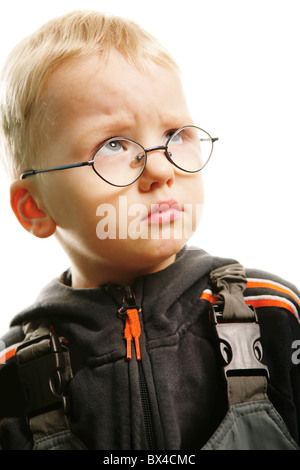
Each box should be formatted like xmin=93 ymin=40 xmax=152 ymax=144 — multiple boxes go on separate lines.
xmin=143 ymin=199 xmax=183 ymax=224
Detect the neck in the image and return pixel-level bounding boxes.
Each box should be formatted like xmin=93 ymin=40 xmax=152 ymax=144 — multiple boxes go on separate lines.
xmin=70 ymin=254 xmax=177 ymax=289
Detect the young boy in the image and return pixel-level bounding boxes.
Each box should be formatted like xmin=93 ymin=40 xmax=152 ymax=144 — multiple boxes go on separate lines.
xmin=0 ymin=10 xmax=299 ymax=451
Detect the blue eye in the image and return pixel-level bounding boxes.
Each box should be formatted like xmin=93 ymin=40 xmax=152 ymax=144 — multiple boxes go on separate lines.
xmin=98 ymin=140 xmax=125 ymax=156
xmin=170 ymin=133 xmax=183 ymax=144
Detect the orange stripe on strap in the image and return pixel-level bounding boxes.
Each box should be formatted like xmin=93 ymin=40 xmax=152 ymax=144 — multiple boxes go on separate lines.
xmin=200 ymin=290 xmax=219 ymax=304
xmin=245 ymin=298 xmax=296 ymax=316
xmin=246 ymin=280 xmax=300 ymax=307
xmin=200 ymin=288 xmax=298 ymax=318
xmin=0 ymin=347 xmax=16 ymax=366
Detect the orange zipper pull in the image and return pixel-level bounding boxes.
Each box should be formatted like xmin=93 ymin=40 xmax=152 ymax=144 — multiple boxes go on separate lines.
xmin=126 ymin=308 xmax=142 ymax=361
xmin=118 ymin=287 xmax=142 ymax=361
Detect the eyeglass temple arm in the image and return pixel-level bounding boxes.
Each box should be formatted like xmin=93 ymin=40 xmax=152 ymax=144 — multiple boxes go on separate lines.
xmin=20 ymin=161 xmax=91 ymax=180
xmin=200 ymin=137 xmax=219 ymax=143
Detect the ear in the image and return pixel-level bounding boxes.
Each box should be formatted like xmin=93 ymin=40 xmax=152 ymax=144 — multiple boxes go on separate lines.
xmin=10 ymin=181 xmax=57 ymax=238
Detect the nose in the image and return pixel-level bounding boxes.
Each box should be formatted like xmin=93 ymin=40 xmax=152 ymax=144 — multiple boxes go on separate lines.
xmin=138 ymin=146 xmax=175 ymax=191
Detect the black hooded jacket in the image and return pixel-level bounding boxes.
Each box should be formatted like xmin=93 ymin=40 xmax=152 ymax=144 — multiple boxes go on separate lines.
xmin=0 ymin=247 xmax=300 ymax=450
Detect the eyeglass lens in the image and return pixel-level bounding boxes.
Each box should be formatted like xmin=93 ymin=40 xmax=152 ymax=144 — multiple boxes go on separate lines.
xmin=92 ymin=126 xmax=213 ymax=187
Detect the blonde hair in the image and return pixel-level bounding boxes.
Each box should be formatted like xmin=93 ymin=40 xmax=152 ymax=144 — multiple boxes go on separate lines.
xmin=0 ymin=10 xmax=178 ymax=179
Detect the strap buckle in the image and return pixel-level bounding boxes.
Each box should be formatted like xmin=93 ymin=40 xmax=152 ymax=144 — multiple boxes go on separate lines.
xmin=210 ymin=302 xmax=269 ymax=379
xmin=16 ymin=331 xmax=70 ymax=418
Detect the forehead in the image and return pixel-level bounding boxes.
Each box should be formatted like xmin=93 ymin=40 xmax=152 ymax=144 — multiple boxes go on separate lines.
xmin=41 ymin=51 xmax=189 ymax=129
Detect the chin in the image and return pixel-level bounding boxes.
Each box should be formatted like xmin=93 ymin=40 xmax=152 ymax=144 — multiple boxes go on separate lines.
xmin=142 ymin=236 xmax=186 ymax=264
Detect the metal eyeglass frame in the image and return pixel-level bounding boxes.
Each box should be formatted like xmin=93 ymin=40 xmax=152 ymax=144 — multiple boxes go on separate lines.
xmin=20 ymin=126 xmax=219 ymax=187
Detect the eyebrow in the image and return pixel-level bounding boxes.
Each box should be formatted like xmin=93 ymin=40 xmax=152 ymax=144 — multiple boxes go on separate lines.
xmin=159 ymin=112 xmax=194 ymax=128
xmin=74 ymin=115 xmax=137 ymax=148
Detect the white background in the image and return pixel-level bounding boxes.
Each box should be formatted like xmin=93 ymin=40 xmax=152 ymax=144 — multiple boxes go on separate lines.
xmin=0 ymin=0 xmax=299 ymax=333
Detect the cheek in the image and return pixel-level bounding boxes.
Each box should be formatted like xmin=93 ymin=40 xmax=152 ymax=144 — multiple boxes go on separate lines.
xmin=36 ymin=171 xmax=110 ymax=229
xmin=191 ymin=172 xmax=204 ymax=198
xmin=180 ymin=174 xmax=204 ymax=233
xmin=179 ymin=173 xmax=204 ymax=204
xmin=195 ymin=174 xmax=205 ymax=204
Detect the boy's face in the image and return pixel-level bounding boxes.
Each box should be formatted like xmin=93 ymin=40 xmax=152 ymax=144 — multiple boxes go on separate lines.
xmin=30 ymin=51 xmax=204 ymax=287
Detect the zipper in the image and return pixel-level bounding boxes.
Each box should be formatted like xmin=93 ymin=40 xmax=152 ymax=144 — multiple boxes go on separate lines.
xmin=118 ymin=286 xmax=142 ymax=361
xmin=137 ymin=360 xmax=156 ymax=450
xmin=118 ymin=286 xmax=156 ymax=450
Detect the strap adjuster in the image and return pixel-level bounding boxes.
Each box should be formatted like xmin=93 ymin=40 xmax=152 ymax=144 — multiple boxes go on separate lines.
xmin=16 ymin=332 xmax=70 ymax=418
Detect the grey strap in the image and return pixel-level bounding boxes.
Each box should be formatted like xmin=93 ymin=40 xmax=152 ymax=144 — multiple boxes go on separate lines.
xmin=210 ymin=263 xmax=255 ymax=321
xmin=227 ymin=376 xmax=268 ymax=406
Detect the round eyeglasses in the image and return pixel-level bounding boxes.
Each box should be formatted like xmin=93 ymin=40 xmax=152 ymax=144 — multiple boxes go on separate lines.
xmin=20 ymin=125 xmax=218 ymax=187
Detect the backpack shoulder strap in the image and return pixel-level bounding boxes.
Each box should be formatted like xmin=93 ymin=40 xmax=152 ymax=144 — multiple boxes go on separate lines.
xmin=0 ymin=320 xmax=87 ymax=449
xmin=209 ymin=263 xmax=269 ymax=406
